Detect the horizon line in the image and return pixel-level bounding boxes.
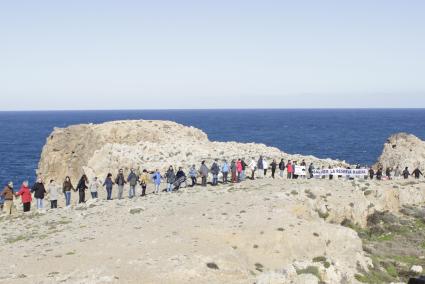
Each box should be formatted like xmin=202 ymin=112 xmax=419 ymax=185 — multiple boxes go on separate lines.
xmin=1 ymin=107 xmax=425 ymax=112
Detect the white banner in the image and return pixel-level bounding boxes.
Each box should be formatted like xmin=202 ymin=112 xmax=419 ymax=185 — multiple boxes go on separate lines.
xmin=294 ymin=166 xmax=306 ymax=176
xmin=313 ymin=168 xmax=368 ymax=178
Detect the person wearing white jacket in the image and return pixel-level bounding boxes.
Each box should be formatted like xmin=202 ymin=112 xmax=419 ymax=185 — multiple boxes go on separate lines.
xmin=263 ymin=159 xmax=269 ymax=177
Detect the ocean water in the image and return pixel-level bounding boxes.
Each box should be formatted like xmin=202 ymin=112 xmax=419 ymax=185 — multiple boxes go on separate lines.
xmin=0 ymin=109 xmax=424 ymax=187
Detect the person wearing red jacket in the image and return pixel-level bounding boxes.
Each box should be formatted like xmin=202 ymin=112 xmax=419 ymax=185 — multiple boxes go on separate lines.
xmin=16 ymin=180 xmax=32 ymax=212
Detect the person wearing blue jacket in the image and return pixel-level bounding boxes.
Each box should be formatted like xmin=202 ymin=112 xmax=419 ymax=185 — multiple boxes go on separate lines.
xmin=189 ymin=165 xmax=197 ymax=187
xmin=103 ymin=173 xmax=114 ymax=200
xmin=152 ymin=169 xmax=162 ymax=194
xmin=221 ymin=160 xmax=229 ymax=184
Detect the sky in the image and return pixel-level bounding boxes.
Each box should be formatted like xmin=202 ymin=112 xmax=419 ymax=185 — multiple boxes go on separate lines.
xmin=0 ymin=0 xmax=424 ymax=110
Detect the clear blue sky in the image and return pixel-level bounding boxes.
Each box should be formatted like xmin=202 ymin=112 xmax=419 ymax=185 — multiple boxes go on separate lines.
xmin=0 ymin=0 xmax=424 ymax=110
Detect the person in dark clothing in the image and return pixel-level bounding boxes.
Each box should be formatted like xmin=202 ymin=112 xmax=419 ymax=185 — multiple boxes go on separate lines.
xmin=103 ymin=173 xmax=114 ymax=200
xmin=271 ymin=160 xmax=277 ymax=179
xmin=279 ymin=159 xmax=285 ymax=178
xmin=369 ymin=168 xmax=375 ymax=180
xmin=328 ymin=166 xmax=333 ymax=180
xmin=403 ymin=167 xmax=410 ymax=179
xmin=386 ymin=168 xmax=392 ymax=180
xmin=376 ymin=168 xmax=383 ymax=180
xmin=241 ymin=159 xmax=247 ymax=181
xmin=211 ymin=160 xmax=220 ymax=186
xmin=412 ymin=168 xmax=423 ymax=179
xmin=174 ymin=167 xmax=187 ymax=190
xmin=308 ymin=163 xmax=314 ymax=179
xmin=77 ymin=175 xmax=88 ymax=203
xmin=230 ymin=160 xmax=237 ymax=183
xmin=32 ymin=178 xmax=47 ymax=210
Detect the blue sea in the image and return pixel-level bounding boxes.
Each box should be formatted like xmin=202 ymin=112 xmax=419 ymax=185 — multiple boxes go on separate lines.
xmin=1 ymin=109 xmax=425 ymax=187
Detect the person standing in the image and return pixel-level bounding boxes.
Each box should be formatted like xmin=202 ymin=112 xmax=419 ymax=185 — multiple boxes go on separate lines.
xmin=385 ymin=168 xmax=392 ymax=180
xmin=165 ymin=166 xmax=176 ymax=193
xmin=248 ymin=158 xmax=256 ymax=180
xmin=32 ymin=178 xmax=46 ymax=210
xmin=140 ymin=170 xmax=149 ymax=196
xmin=279 ymin=159 xmax=286 ymax=178
xmin=412 ymin=167 xmax=423 ymax=179
xmin=189 ymin=165 xmax=198 ymax=187
xmin=286 ymin=161 xmax=293 ymax=179
xmin=152 ymin=169 xmax=162 ymax=194
xmin=16 ymin=181 xmax=32 ymax=212
xmin=47 ymin=180 xmax=59 ymax=209
xmin=369 ymin=167 xmax=375 ymax=180
xmin=211 ymin=160 xmax=220 ymax=186
xmin=236 ymin=159 xmax=243 ymax=182
xmin=89 ymin=177 xmax=101 ymax=199
xmin=394 ymin=166 xmax=401 ymax=179
xmin=77 ymin=175 xmax=88 ymax=204
xmin=200 ymin=161 xmax=209 ymax=186
xmin=62 ymin=176 xmax=74 ymax=207
xmin=402 ymin=167 xmax=410 ymax=179
xmin=263 ymin=158 xmax=269 ymax=177
xmin=376 ymin=168 xmax=383 ymax=180
xmin=257 ymin=156 xmax=264 ymax=178
xmin=230 ymin=160 xmax=237 ymax=183
xmin=308 ymin=163 xmax=315 ymax=179
xmin=271 ymin=159 xmax=277 ymax=179
xmin=241 ymin=158 xmax=247 ymax=181
xmin=1 ymin=182 xmax=15 ymax=215
xmin=127 ymin=169 xmax=139 ymax=199
xmin=103 ymin=173 xmax=114 ymax=200
xmin=115 ymin=169 xmax=127 ymax=200
xmin=292 ymin=161 xmax=298 ymax=179
xmin=221 ymin=161 xmax=229 ymax=184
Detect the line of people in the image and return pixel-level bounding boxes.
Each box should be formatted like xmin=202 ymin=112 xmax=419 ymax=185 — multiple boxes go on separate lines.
xmin=1 ymin=156 xmax=423 ymax=215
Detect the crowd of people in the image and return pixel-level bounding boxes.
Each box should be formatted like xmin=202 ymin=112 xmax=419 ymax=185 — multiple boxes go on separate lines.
xmin=0 ymin=156 xmax=423 ymax=215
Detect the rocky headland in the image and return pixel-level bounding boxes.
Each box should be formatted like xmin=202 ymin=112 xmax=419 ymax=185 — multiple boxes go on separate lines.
xmin=1 ymin=120 xmax=425 ymax=284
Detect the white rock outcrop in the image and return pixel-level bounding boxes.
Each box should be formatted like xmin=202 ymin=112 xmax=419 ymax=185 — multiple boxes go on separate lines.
xmin=376 ymin=133 xmax=425 ymax=171
xmin=37 ymin=120 xmax=345 ymax=183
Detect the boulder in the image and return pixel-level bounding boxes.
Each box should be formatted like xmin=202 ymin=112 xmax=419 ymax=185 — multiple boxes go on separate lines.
xmin=376 ymin=133 xmax=425 ymax=171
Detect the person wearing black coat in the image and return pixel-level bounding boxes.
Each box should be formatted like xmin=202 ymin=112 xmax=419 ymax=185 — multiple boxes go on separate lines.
xmin=271 ymin=160 xmax=277 ymax=179
xmin=77 ymin=175 xmax=89 ymax=203
xmin=279 ymin=159 xmax=286 ymax=178
xmin=32 ymin=178 xmax=46 ymax=210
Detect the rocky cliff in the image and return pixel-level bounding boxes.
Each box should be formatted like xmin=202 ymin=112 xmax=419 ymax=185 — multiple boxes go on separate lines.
xmin=37 ymin=120 xmax=344 ymax=183
xmin=376 ymin=133 xmax=425 ymax=171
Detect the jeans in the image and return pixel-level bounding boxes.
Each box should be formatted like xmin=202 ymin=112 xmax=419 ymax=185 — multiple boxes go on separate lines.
xmin=106 ymin=188 xmax=112 ymax=200
xmin=201 ymin=176 xmax=207 ymax=186
xmin=141 ymin=185 xmax=147 ymax=196
xmin=64 ymin=191 xmax=71 ymax=206
xmin=36 ymin=198 xmax=44 ymax=209
xmin=129 ymin=185 xmax=136 ymax=198
xmin=155 ymin=184 xmax=161 ymax=194
xmin=79 ymin=191 xmax=85 ymax=203
xmin=117 ymin=185 xmax=124 ymax=199
xmin=167 ymin=183 xmax=173 ymax=192
xmin=241 ymin=170 xmax=246 ymax=181
xmin=222 ymin=172 xmax=228 ymax=183
xmin=280 ymin=170 xmax=284 ymax=177
xmin=191 ymin=177 xmax=197 ymax=187
xmin=237 ymin=172 xmax=241 ymax=182
xmin=212 ymin=174 xmax=218 ymax=185
xmin=91 ymin=192 xmax=98 ymax=199
xmin=50 ymin=200 xmax=58 ymax=209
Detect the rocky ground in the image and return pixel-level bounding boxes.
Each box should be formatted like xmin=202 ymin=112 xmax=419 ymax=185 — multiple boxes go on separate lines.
xmin=1 ymin=177 xmax=425 ymax=284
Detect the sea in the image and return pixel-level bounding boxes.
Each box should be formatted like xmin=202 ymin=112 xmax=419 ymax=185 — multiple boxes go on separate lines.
xmin=1 ymin=109 xmax=424 ymax=187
